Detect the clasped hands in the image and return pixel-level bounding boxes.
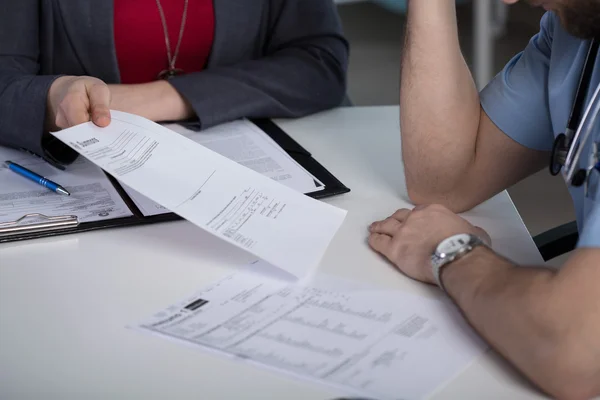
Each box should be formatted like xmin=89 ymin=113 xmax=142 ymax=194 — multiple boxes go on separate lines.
xmin=368 ymin=204 xmax=491 ymax=285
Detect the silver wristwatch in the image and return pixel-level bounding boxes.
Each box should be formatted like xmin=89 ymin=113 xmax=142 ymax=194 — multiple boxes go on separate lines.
xmin=431 ymin=233 xmax=485 ymax=291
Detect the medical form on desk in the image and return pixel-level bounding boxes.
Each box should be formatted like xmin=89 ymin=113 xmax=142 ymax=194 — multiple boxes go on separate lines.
xmin=134 ymin=263 xmax=487 ymax=400
xmin=0 ymin=146 xmax=133 ymax=224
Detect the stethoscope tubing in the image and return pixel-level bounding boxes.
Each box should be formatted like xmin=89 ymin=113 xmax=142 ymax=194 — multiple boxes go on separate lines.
xmin=564 ymin=80 xmax=600 ymax=183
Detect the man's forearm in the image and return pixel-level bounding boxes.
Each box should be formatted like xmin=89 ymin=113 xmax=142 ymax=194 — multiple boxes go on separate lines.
xmin=401 ymin=1 xmax=481 ymax=200
xmin=441 ymin=247 xmax=600 ymax=399
xmin=109 ymin=81 xmax=195 ymax=122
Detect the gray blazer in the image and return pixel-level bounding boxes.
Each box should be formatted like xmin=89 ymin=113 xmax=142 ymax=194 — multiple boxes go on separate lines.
xmin=0 ymin=0 xmax=348 ymax=165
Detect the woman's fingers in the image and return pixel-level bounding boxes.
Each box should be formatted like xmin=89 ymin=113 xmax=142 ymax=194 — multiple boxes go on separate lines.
xmin=56 ymin=91 xmax=89 ymax=128
xmin=88 ymin=83 xmax=111 ymax=127
xmin=49 ymin=76 xmax=111 ymax=129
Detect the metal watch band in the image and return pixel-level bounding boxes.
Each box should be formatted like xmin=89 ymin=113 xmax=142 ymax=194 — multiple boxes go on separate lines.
xmin=431 ymin=234 xmax=484 ymax=292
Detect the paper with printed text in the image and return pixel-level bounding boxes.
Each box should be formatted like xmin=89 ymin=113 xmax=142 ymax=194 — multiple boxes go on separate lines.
xmin=50 ymin=111 xmax=346 ymax=277
xmin=135 ymin=264 xmax=487 ymax=400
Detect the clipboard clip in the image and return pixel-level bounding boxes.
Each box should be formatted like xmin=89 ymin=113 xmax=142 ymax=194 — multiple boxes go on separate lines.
xmin=0 ymin=213 xmax=79 ymax=237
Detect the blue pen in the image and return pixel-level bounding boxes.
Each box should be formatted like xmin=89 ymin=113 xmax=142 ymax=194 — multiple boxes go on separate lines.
xmin=5 ymin=160 xmax=70 ymax=196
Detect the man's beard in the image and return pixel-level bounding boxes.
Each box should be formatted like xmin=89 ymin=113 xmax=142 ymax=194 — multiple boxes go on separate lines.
xmin=553 ymin=0 xmax=600 ymax=39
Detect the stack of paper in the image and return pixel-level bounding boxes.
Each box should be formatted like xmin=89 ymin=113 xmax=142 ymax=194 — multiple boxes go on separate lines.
xmin=123 ymin=119 xmax=325 ymax=217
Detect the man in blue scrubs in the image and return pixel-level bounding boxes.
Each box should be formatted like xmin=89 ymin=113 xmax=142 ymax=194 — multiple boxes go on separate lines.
xmin=367 ymin=1 xmax=600 ymax=398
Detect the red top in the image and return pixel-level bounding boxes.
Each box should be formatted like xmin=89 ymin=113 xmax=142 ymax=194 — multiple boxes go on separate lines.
xmin=114 ymin=0 xmax=215 ymax=84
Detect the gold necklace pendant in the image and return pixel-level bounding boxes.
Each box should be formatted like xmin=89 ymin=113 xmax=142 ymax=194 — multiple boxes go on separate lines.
xmin=157 ymin=68 xmax=184 ymax=80
xmin=155 ymin=0 xmax=189 ymax=82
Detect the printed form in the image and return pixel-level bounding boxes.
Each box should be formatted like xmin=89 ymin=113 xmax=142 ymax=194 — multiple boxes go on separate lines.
xmin=135 ymin=264 xmax=487 ymax=400
xmin=122 ymin=119 xmax=323 ymax=217
xmin=50 ymin=111 xmax=347 ymax=278
xmin=0 ymin=146 xmax=132 ymax=224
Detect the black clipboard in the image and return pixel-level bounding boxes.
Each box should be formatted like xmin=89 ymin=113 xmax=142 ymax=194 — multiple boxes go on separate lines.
xmin=252 ymin=119 xmax=350 ymax=200
xmin=0 ymin=119 xmax=350 ymax=244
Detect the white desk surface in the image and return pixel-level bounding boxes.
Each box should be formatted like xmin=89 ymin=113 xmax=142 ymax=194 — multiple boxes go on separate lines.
xmin=0 ymin=106 xmax=548 ymax=400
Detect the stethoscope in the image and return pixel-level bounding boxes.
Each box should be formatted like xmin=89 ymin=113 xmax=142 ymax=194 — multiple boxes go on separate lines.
xmin=550 ymin=39 xmax=600 ymax=195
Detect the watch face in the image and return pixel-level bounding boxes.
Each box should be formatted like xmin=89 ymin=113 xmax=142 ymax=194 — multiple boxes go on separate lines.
xmin=437 ymin=234 xmax=471 ymax=256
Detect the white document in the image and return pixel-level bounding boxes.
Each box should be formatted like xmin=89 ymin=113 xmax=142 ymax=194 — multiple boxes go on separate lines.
xmin=122 ymin=120 xmax=323 ymax=217
xmin=0 ymin=146 xmax=132 ymax=224
xmin=135 ymin=265 xmax=487 ymax=400
xmin=50 ymin=111 xmax=346 ymax=278
xmin=121 ymin=186 xmax=169 ymax=217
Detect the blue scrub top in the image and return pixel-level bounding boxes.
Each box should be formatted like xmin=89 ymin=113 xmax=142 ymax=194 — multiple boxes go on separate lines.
xmin=480 ymin=11 xmax=600 ymax=249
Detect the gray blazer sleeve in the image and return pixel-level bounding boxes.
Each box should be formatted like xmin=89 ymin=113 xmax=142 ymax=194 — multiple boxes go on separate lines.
xmin=169 ymin=0 xmax=349 ymax=130
xmin=0 ymin=1 xmax=77 ymax=164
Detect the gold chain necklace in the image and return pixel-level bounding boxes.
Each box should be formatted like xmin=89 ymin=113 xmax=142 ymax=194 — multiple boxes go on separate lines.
xmin=155 ymin=0 xmax=189 ymax=80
